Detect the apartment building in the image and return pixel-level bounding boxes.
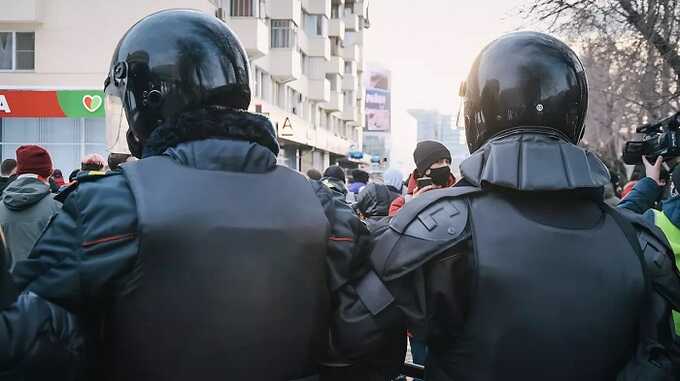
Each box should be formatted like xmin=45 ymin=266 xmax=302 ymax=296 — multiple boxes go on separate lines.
xmin=223 ymin=0 xmax=368 ymax=170
xmin=0 ymin=0 xmax=368 ymax=173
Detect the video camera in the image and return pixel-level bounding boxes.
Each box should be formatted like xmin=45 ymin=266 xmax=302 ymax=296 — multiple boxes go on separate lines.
xmin=622 ymin=111 xmax=680 ymax=165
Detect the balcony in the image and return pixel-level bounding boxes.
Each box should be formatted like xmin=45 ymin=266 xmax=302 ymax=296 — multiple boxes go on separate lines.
xmin=353 ymin=1 xmax=367 ymax=17
xmin=308 ymin=78 xmax=331 ymax=102
xmin=302 ymin=0 xmax=331 ymax=17
xmin=343 ymin=44 xmax=359 ymax=61
xmin=329 ymin=18 xmax=345 ymax=38
xmin=269 ymin=0 xmax=302 ymax=25
xmin=326 ymin=56 xmax=344 ymax=75
xmin=344 ymin=13 xmax=359 ymax=31
xmin=342 ymin=74 xmax=358 ymax=91
xmin=342 ymin=104 xmax=358 ymax=122
xmin=269 ymin=49 xmax=302 ymax=83
xmin=306 ymin=37 xmax=330 ymax=60
xmin=346 ymin=30 xmax=364 ymax=45
xmin=225 ymin=18 xmax=269 ymax=59
xmin=321 ymin=91 xmax=344 ymax=112
xmin=0 ymin=0 xmax=40 ymax=23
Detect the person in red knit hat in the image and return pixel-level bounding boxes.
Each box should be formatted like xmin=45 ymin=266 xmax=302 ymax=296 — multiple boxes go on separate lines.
xmin=0 ymin=145 xmax=60 ymax=269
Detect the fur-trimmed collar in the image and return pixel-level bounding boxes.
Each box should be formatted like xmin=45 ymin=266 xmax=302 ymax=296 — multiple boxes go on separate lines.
xmin=142 ymin=108 xmax=279 ymax=158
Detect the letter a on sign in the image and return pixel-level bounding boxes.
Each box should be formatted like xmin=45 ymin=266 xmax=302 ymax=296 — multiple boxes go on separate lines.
xmin=0 ymin=95 xmax=10 ymax=113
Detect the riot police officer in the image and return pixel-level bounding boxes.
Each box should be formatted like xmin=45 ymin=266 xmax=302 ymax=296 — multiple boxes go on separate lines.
xmin=7 ymin=9 xmax=370 ymax=380
xmin=331 ymin=32 xmax=680 ymax=380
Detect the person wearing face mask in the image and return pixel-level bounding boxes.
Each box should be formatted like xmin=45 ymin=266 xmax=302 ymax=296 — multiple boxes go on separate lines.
xmin=388 ymin=141 xmax=456 ymax=216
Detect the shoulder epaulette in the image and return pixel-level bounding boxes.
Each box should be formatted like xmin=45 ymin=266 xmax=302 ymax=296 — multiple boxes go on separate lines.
xmin=76 ymin=170 xmax=112 ymax=182
xmin=55 ymin=171 xmax=119 ymax=202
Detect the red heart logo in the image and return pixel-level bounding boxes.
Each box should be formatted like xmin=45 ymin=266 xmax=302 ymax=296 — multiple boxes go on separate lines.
xmin=82 ymin=95 xmax=102 ymax=112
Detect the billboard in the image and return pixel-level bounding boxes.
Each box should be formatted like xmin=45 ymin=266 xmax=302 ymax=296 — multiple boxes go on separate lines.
xmin=364 ymin=67 xmax=391 ymax=132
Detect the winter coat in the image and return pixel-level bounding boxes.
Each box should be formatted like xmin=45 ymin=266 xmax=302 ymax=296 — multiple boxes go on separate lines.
xmin=354 ymin=183 xmax=400 ymax=218
xmin=8 ymin=133 xmax=371 ymax=380
xmin=348 ymin=181 xmax=366 ymax=194
xmin=321 ymin=176 xmax=348 ymax=195
xmin=0 ymin=175 xmax=15 ymax=195
xmin=0 ymin=176 xmax=61 ymax=269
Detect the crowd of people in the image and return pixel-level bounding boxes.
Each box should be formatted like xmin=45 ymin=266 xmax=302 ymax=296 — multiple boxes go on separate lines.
xmin=0 ymin=149 xmax=132 ymax=272
xmin=0 ymin=8 xmax=679 ymax=381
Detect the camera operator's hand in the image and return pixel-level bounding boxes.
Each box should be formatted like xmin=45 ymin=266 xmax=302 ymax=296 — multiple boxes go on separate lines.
xmin=642 ymin=156 xmax=664 ymax=186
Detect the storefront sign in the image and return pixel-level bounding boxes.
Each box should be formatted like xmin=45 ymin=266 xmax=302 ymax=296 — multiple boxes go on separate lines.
xmin=279 ymin=117 xmax=294 ymax=137
xmin=0 ymin=90 xmax=105 ymax=118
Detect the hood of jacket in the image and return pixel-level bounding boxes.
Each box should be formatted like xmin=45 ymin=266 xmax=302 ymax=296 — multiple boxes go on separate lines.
xmin=162 ymin=138 xmax=277 ymax=173
xmin=321 ymin=176 xmax=348 ymax=195
xmin=2 ymin=176 xmax=52 ymax=211
xmin=354 ymin=183 xmax=399 ymax=218
xmin=460 ymin=131 xmax=610 ymax=192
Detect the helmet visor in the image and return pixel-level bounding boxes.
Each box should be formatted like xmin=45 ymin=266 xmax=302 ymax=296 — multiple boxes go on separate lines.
xmin=104 ymin=84 xmax=131 ymax=155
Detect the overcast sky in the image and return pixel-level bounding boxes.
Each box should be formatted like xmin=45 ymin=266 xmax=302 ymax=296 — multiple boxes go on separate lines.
xmin=363 ymin=0 xmax=535 ymax=171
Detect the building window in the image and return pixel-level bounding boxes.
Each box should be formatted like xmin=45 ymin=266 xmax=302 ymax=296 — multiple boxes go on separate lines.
xmin=0 ymin=32 xmax=35 ymax=71
xmin=302 ymin=12 xmax=327 ymax=37
xmin=331 ymin=4 xmax=341 ymax=18
xmin=327 ymin=74 xmax=338 ymax=91
xmin=0 ymin=118 xmax=106 ymax=174
xmin=273 ymin=81 xmax=280 ymax=106
xmin=344 ymin=61 xmax=352 ymax=74
xmin=271 ymin=20 xmax=297 ymax=49
xmin=330 ymin=37 xmax=343 ymax=56
xmin=289 ymin=88 xmax=297 ymax=114
xmin=261 ymin=72 xmax=271 ymax=102
xmin=316 ymin=15 xmax=328 ymax=36
xmin=344 ymin=91 xmax=352 ymax=107
xmin=344 ymin=0 xmax=355 ymax=15
xmin=230 ymin=0 xmax=262 ymax=17
xmin=300 ymin=52 xmax=308 ymax=75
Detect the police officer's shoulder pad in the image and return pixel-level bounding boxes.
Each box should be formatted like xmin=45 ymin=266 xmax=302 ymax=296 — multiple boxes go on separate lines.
xmin=372 ymin=186 xmax=480 ymax=281
xmin=391 ymin=186 xmax=480 ymax=240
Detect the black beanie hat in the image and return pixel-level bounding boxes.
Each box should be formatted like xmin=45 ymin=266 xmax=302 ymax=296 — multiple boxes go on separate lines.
xmin=413 ymin=140 xmax=451 ymax=175
xmin=324 ymin=165 xmax=346 ymax=183
xmin=351 ymin=169 xmax=370 ymax=184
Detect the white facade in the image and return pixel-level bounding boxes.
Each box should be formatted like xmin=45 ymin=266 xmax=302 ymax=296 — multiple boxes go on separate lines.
xmin=223 ymin=0 xmax=369 ymax=170
xmin=0 ymin=0 xmax=369 ymax=172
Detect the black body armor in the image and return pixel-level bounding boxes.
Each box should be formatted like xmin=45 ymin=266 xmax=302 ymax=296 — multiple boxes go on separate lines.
xmin=111 ymin=157 xmax=329 ymax=380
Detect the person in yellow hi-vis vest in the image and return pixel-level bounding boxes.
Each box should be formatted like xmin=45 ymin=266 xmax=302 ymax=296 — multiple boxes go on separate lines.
xmin=619 ymin=155 xmax=680 ymax=335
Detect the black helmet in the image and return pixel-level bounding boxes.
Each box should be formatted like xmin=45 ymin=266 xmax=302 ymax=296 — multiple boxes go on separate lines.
xmin=104 ymin=9 xmax=252 ymax=157
xmin=462 ymin=32 xmax=588 ymax=153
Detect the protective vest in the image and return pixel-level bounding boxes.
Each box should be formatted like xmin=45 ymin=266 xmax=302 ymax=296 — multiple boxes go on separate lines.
xmin=446 ymin=191 xmax=646 ymax=381
xmin=652 ymin=209 xmax=680 ymax=335
xmin=110 ymin=156 xmax=329 ymax=381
